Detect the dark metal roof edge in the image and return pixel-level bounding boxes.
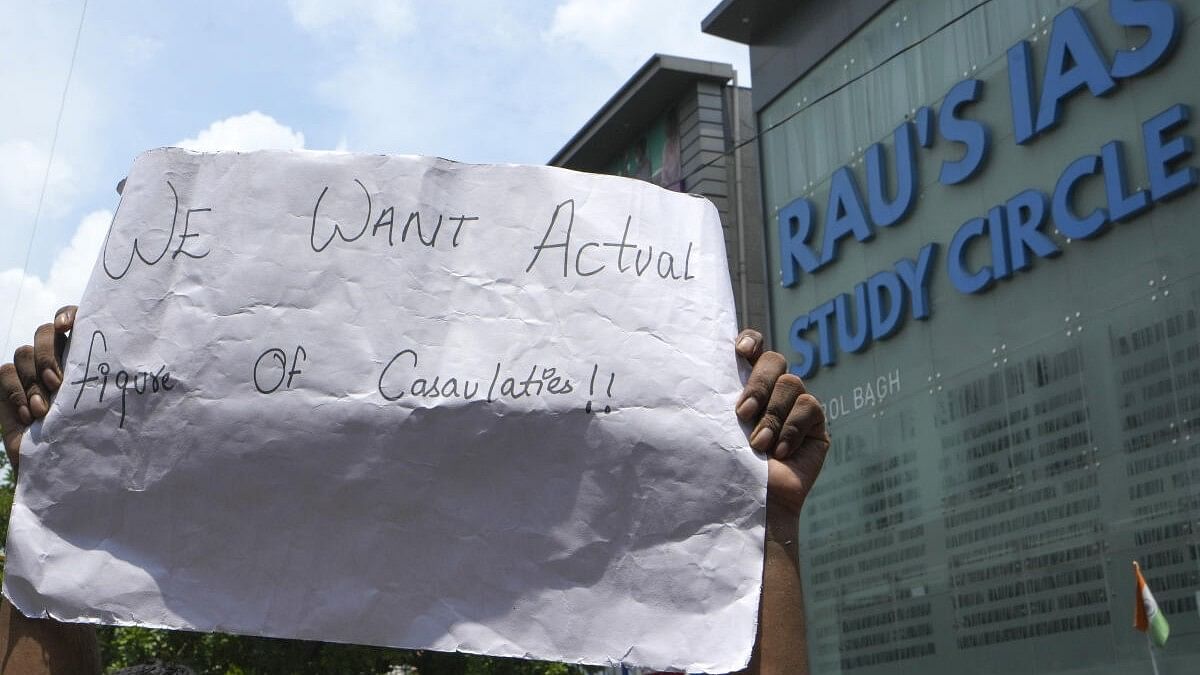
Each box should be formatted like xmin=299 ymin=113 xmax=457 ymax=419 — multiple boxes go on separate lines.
xmin=749 ymin=0 xmax=895 ymax=114
xmin=702 ymin=0 xmax=794 ymax=44
xmin=548 ymin=54 xmax=735 ymax=167
xmin=701 ymin=0 xmax=748 ymax=42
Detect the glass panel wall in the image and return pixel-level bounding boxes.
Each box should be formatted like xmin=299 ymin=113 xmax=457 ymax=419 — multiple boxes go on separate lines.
xmin=759 ymin=1 xmax=1200 ymax=673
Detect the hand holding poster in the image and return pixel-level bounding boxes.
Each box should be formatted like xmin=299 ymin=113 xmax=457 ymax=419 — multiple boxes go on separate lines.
xmin=3 ymin=149 xmax=766 ymax=673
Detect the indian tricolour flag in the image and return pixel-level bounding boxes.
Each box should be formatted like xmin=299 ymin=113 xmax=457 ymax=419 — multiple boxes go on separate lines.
xmin=1134 ymin=561 xmax=1170 ymax=648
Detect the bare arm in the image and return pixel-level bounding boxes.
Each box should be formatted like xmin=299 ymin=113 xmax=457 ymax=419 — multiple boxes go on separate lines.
xmin=733 ymin=329 xmax=828 ymax=675
xmin=739 ymin=502 xmax=807 ymax=675
xmin=0 ymin=306 xmax=101 ymax=675
xmin=0 ymin=600 xmax=100 ymax=675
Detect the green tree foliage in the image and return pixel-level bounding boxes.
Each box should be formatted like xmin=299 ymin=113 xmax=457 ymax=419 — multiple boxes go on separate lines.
xmin=99 ymin=627 xmax=403 ymax=674
xmin=98 ymin=626 xmax=593 ymax=675
xmin=0 ymin=450 xmax=14 ymax=578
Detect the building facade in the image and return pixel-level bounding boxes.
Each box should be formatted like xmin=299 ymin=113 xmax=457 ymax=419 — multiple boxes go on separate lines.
xmin=705 ymin=1 xmax=1199 ymax=674
xmin=550 ymin=54 xmax=767 ymax=331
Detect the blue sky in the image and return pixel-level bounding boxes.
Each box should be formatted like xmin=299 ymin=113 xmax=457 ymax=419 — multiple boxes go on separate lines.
xmin=1 ymin=0 xmax=750 ymax=354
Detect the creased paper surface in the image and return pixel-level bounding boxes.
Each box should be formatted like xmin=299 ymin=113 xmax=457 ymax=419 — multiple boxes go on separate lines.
xmin=4 ymin=149 xmax=766 ymax=673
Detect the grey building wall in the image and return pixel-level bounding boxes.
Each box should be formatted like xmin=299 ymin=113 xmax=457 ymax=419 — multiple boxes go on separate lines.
xmin=678 ymin=82 xmax=767 ymax=332
xmin=747 ymin=0 xmax=891 ymax=114
xmin=552 ymin=61 xmax=767 ymax=333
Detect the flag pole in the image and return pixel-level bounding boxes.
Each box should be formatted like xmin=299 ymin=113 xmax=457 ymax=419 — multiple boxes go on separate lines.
xmin=1146 ymin=632 xmax=1161 ymax=675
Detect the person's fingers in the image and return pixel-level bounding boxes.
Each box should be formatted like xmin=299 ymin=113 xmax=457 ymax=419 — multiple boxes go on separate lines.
xmin=1 ymin=361 xmax=31 ymax=426
xmin=17 ymin=343 xmax=50 ymax=418
xmin=791 ymin=420 xmax=831 ymax=493
xmin=736 ymin=350 xmax=787 ymax=423
xmin=14 ymin=346 xmax=37 ymax=395
xmin=34 ymin=322 xmax=63 ymax=393
xmin=54 ymin=305 xmax=77 ymax=333
xmin=33 ymin=321 xmax=60 ymax=375
xmin=735 ymin=328 xmax=764 ymax=364
xmin=749 ymin=373 xmax=805 ymax=453
xmin=766 ymin=418 xmax=831 ymax=514
xmin=53 ymin=305 xmax=77 ymax=370
xmin=1 ymin=363 xmax=29 ymax=467
xmin=773 ymin=393 xmax=826 ymax=460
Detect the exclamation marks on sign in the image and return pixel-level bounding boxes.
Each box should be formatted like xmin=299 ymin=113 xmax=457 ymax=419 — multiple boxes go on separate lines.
xmin=585 ymin=363 xmax=615 ymax=414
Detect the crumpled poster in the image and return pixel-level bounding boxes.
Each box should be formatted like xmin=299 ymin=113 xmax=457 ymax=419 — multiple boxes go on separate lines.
xmin=4 ymin=149 xmax=766 ymax=673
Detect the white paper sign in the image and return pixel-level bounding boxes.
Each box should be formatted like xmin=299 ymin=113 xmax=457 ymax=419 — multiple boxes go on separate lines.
xmin=4 ymin=149 xmax=766 ymax=672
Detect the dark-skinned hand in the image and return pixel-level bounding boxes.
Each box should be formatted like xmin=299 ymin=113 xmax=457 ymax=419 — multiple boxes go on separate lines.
xmin=0 ymin=305 xmax=77 ymax=472
xmin=734 ymin=328 xmax=830 ymax=516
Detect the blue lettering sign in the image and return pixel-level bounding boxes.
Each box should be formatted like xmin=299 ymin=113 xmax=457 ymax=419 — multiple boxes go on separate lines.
xmin=1005 ymin=189 xmax=1059 ymax=272
xmin=866 ymin=121 xmax=919 ymax=227
xmin=789 ymin=314 xmax=817 ymax=379
xmin=1036 ymin=8 xmax=1117 ymax=135
xmin=1007 ymin=41 xmax=1038 ymax=145
xmin=835 ymin=284 xmax=872 ymax=354
xmin=809 ymin=300 xmax=839 ymax=368
xmin=895 ymin=244 xmax=938 ymax=320
xmin=1143 ymin=103 xmax=1198 ymax=201
xmin=939 ymin=79 xmax=990 ymax=185
xmin=821 ymin=167 xmax=874 ymax=265
xmin=778 ymin=197 xmax=820 ymax=286
xmin=1101 ymin=140 xmax=1151 ymax=221
xmin=1110 ymin=0 xmax=1181 ymax=78
xmin=777 ymin=1 xmax=1193 ymax=381
xmin=867 ymin=270 xmax=904 ymax=340
xmin=1053 ymin=154 xmax=1107 ymax=239
xmin=948 ymin=217 xmax=992 ymax=295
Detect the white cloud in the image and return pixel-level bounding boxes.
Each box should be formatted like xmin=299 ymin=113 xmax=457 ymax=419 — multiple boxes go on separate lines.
xmin=0 ymin=0 xmax=135 ymax=275
xmin=298 ymin=3 xmax=584 ymax=163
xmin=1 ymin=210 xmax=111 ymax=356
xmin=0 ymin=139 xmax=76 ymax=218
xmin=314 ymin=47 xmax=418 ymax=147
xmin=288 ymin=0 xmax=415 ymax=40
xmin=175 ymin=111 xmax=306 ymax=152
xmin=1 ymin=110 xmax=309 ymax=355
xmin=545 ymin=0 xmax=750 ymax=80
xmin=546 ymin=0 xmax=641 ymax=45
